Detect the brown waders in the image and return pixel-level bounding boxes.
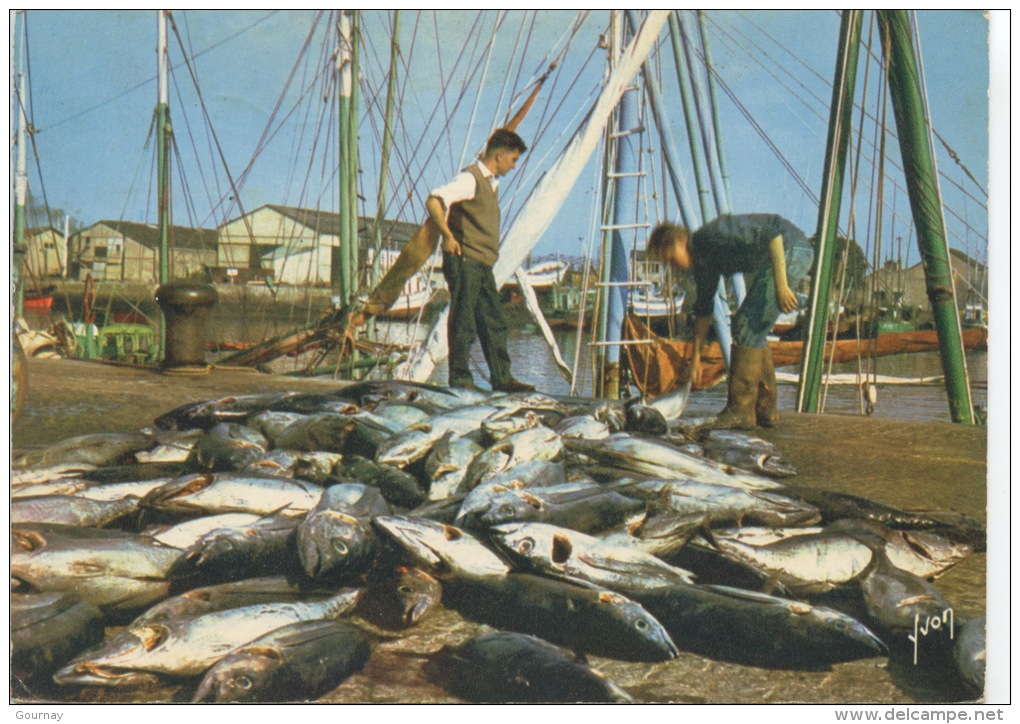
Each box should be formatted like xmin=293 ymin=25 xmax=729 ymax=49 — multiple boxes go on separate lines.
xmin=712 ymin=344 xmax=775 ymax=430
xmin=755 ymin=347 xmax=779 ymax=427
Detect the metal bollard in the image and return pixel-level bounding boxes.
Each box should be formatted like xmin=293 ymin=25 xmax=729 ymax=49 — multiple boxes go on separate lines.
xmin=155 ymin=282 xmax=218 ymax=372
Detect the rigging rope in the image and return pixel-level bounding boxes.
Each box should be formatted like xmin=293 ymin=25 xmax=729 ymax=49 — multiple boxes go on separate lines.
xmin=705 ymin=12 xmax=987 ymax=261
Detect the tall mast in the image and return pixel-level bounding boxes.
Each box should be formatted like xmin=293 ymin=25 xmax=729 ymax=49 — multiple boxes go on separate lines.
xmin=797 ymin=10 xmax=863 ymax=414
xmin=156 ymin=10 xmax=170 ymax=286
xmin=334 ymin=10 xmax=357 ymax=308
xmin=155 ymin=10 xmax=172 ymax=364
xmin=876 ymin=10 xmax=974 ymax=424
xmin=13 ymin=12 xmax=28 ymax=317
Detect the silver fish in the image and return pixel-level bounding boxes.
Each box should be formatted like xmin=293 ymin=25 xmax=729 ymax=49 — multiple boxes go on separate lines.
xmin=141 ymin=472 xmax=323 ymax=517
xmin=456 ymin=460 xmax=569 ymax=524
xmin=642 ymin=380 xmax=692 ymax=421
xmin=134 ymin=428 xmax=204 ymax=464
xmin=273 ymin=412 xmax=357 ymax=453
xmin=701 ymin=429 xmax=798 ymax=478
xmin=491 ymin=521 xmax=697 ymax=592
xmin=54 ymin=589 xmax=361 ymax=686
xmin=857 ymin=552 xmax=955 ymax=638
xmin=11 ymin=462 xmax=98 ymax=487
xmin=176 ymin=513 xmax=302 ymax=581
xmin=459 ymin=425 xmax=564 ymax=492
xmin=144 ymin=512 xmax=265 ymax=549
xmin=629 ymin=478 xmax=821 ymax=528
xmin=153 ymin=392 xmax=298 ymax=431
xmin=13 ymin=432 xmax=154 ymax=469
xmin=825 ymin=518 xmax=975 ymax=579
xmin=373 ymin=515 xmax=511 ymax=579
xmin=246 ymin=411 xmax=311 ymax=447
xmin=187 ymin=422 xmax=267 ymax=473
xmin=192 ymin=619 xmax=373 ymax=703
xmin=553 ymin=414 xmax=611 ymax=440
xmin=597 ymin=510 xmax=710 ymax=558
xmin=371 ymin=400 xmax=432 ymax=428
xmin=564 ymin=433 xmax=782 ymax=490
xmin=135 ymin=576 xmax=337 ymax=625
xmin=375 ymin=405 xmax=501 ymax=468
xmin=461 ymin=481 xmax=646 ymax=534
xmin=424 ymin=431 xmax=484 ymax=500
xmin=297 ymin=483 xmax=391 ymax=579
xmin=12 ymin=524 xmax=183 ymax=613
xmin=953 ymin=616 xmax=985 ymax=694
xmin=445 ymin=572 xmax=679 ymax=663
xmin=708 ymin=528 xmax=875 ymax=596
xmin=12 ymin=494 xmax=140 ymax=528
xmin=481 ymin=409 xmax=541 ymax=442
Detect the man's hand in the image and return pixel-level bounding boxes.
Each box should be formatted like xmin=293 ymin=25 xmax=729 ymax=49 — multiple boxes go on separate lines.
xmin=689 ymin=350 xmax=703 ymax=387
xmin=776 ymin=285 xmax=798 ymax=314
xmin=441 ymin=233 xmax=462 ymax=256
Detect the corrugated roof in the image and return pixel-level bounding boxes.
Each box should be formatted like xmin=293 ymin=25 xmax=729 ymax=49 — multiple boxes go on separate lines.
xmin=250 ymin=204 xmax=421 ymax=244
xmin=82 ymin=220 xmax=218 ymax=251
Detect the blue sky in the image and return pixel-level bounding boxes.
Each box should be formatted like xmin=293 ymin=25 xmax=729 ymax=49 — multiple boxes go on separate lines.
xmin=11 ymin=10 xmax=995 ymax=272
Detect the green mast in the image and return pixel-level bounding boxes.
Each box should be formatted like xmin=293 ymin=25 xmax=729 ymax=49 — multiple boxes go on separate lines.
xmin=335 ymin=10 xmax=359 ymax=309
xmin=876 ymin=10 xmax=974 ymax=424
xmin=155 ymin=10 xmax=171 ymax=361
xmin=156 ymin=10 xmax=171 ymax=287
xmin=797 ymin=10 xmax=862 ymax=414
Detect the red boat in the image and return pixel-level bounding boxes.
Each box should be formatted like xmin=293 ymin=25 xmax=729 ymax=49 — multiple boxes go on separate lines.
xmin=23 ymin=295 xmax=54 ymax=312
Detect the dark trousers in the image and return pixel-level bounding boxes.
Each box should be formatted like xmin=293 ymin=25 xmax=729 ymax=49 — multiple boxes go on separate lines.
xmin=442 ymin=253 xmax=512 ymax=387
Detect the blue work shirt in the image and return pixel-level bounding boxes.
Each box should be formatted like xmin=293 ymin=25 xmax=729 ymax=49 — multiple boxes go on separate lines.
xmin=690 ymin=213 xmax=808 ymax=317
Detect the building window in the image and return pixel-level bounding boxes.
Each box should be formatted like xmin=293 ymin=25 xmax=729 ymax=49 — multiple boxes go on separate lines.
xmin=95 ymin=246 xmax=108 ymax=259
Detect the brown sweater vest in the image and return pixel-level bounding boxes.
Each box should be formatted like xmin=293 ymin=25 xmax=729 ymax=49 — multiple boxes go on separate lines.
xmin=447 ymin=165 xmax=501 ymax=267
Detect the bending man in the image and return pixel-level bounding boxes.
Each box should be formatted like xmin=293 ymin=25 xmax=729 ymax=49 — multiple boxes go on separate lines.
xmin=648 ymin=213 xmax=814 ymax=428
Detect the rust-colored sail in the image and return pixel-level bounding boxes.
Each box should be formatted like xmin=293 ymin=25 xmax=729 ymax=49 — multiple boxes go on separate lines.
xmin=359 ymin=217 xmax=441 ymax=318
xmin=624 ymin=315 xmax=726 ymax=396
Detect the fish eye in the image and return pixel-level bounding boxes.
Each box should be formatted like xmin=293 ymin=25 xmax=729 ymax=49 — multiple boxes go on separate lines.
xmin=397 ymin=585 xmax=413 ymax=595
xmin=234 ymin=675 xmax=253 ymax=690
xmin=516 ymin=538 xmax=534 ymax=554
xmin=498 ymin=504 xmax=516 ymax=518
xmin=332 ymin=539 xmax=349 ymax=555
xmin=634 ymin=619 xmax=649 ymax=631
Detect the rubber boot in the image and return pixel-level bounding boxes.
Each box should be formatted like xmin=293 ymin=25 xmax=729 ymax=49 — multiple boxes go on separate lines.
xmin=755 ymin=347 xmax=779 ymax=428
xmin=712 ymin=344 xmax=762 ymax=430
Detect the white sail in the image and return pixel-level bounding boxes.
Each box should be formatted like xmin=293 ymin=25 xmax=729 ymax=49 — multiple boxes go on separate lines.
xmin=515 ymin=265 xmax=572 ymax=380
xmin=397 ymin=10 xmax=670 ymax=383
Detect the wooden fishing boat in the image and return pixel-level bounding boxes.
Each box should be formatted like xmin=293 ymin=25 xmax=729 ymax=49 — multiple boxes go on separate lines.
xmin=623 ymin=314 xmax=988 ymax=398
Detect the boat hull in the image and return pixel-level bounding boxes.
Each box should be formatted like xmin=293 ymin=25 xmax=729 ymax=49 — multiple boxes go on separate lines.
xmin=623 ymin=315 xmax=988 ymax=398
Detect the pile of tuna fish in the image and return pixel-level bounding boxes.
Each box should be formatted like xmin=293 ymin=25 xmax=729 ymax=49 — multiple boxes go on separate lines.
xmin=11 ymin=380 xmax=986 ymax=703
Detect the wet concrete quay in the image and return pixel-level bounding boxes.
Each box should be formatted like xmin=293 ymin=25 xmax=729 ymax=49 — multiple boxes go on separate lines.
xmin=10 ymin=357 xmax=990 ymax=704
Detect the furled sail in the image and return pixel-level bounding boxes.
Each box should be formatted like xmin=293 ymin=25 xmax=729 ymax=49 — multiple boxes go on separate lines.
xmin=396 ymin=10 xmax=671 ymax=383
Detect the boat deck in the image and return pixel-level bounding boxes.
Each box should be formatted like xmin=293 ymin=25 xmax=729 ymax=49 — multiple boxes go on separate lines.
xmin=11 ymin=357 xmax=991 ymax=704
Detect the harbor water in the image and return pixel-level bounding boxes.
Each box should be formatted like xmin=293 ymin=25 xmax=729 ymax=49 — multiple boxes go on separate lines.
xmin=24 ymin=285 xmax=988 ymax=426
